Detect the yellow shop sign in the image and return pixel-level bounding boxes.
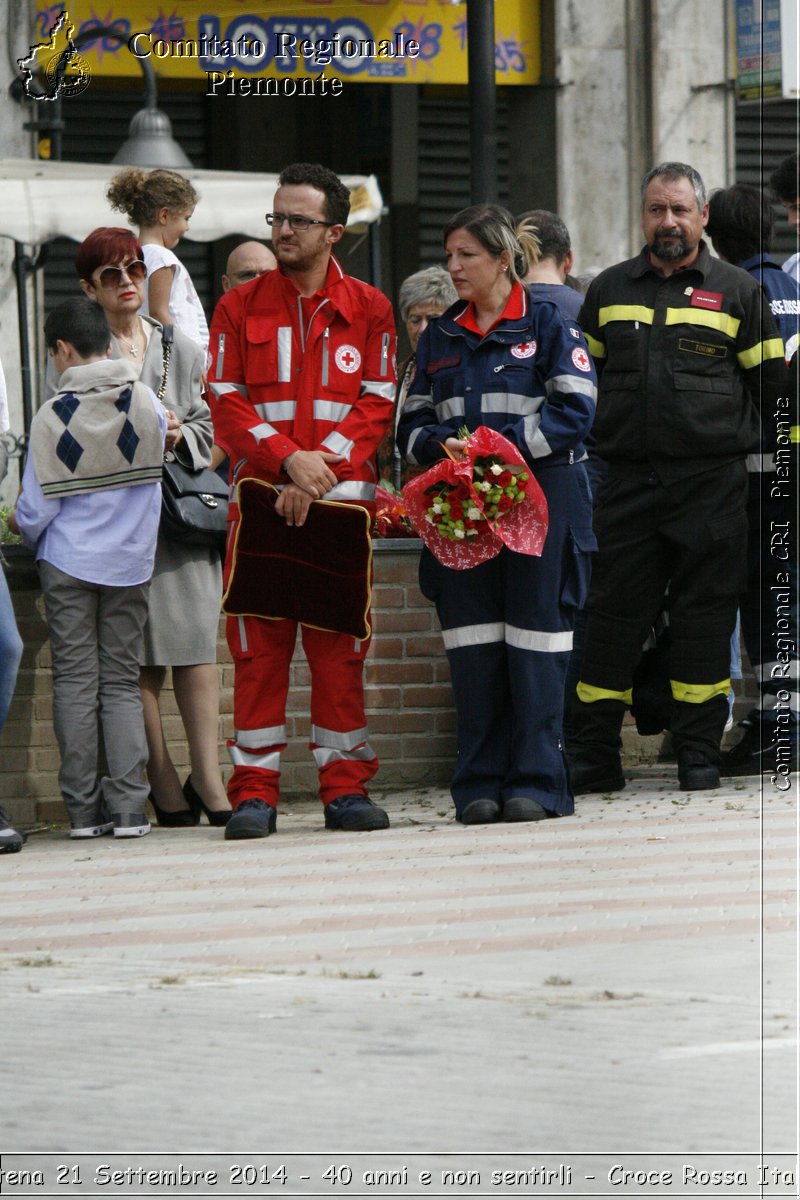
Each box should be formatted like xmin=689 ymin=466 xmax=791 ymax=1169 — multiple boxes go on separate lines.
xmin=33 ymin=0 xmax=540 ymax=85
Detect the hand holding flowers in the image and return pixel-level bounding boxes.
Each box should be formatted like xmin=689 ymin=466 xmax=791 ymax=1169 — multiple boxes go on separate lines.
xmin=403 ymin=425 xmax=549 ymax=568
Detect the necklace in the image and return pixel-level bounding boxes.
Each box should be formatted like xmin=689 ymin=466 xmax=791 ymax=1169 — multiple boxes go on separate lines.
xmin=113 ymin=324 xmax=140 ymax=358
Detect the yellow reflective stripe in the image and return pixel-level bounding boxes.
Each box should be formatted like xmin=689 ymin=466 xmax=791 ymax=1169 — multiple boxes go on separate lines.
xmin=598 ymin=305 xmax=654 ymax=327
xmin=585 ymin=331 xmax=606 ymax=359
xmin=737 ymin=337 xmax=786 ymax=370
xmin=665 ymin=308 xmax=740 ymax=338
xmin=790 ymin=426 xmax=800 ymax=444
xmin=576 ymin=682 xmax=632 ymax=705
xmin=670 ymin=678 xmax=730 ymax=704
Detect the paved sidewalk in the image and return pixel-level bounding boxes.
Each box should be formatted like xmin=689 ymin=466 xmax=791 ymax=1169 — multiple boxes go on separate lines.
xmin=0 ymin=768 xmax=796 ymax=1197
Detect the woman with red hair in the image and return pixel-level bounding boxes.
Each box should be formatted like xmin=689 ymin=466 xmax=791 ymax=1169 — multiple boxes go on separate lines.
xmin=69 ymin=226 xmax=230 ymax=826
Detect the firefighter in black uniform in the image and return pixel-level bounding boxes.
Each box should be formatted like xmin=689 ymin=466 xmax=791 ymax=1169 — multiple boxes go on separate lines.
xmin=567 ymin=161 xmax=786 ymax=794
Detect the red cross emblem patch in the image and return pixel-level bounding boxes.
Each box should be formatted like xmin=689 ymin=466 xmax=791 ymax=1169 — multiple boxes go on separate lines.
xmin=335 ymin=344 xmax=362 ymax=374
xmin=511 ymin=341 xmax=536 ymax=359
xmin=572 ymin=347 xmax=591 ymax=373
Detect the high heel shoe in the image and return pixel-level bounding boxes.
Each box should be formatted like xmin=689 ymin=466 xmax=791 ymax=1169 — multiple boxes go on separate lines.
xmin=183 ymin=776 xmax=232 ymax=827
xmin=148 ymin=792 xmax=199 ymax=828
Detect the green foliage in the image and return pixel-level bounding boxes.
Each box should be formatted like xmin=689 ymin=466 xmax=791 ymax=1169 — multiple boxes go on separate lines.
xmin=0 ymin=506 xmax=21 ymax=545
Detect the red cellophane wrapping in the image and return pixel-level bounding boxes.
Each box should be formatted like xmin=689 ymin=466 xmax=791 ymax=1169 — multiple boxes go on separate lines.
xmin=403 ymin=426 xmax=549 ymax=569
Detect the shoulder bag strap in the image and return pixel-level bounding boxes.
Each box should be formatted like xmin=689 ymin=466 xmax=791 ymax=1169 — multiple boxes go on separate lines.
xmin=157 ymin=323 xmax=174 ymax=402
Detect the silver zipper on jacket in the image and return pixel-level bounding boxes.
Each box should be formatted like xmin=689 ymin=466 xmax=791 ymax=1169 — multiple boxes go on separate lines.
xmin=217 ymin=333 xmax=225 ymax=376
xmin=380 ymin=332 xmax=390 ymax=376
xmin=322 ymin=327 xmax=330 ymax=387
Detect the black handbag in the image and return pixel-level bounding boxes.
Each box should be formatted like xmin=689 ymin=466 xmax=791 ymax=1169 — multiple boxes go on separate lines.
xmin=157 ymin=325 xmax=228 ymax=552
xmin=160 ymin=456 xmax=228 ymax=550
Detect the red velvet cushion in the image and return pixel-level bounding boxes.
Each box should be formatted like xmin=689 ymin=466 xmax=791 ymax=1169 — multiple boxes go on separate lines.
xmin=222 ymin=478 xmax=373 ymax=640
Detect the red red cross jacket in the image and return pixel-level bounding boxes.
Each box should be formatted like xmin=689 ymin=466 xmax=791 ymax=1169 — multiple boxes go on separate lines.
xmin=208 ymin=256 xmax=397 ymax=506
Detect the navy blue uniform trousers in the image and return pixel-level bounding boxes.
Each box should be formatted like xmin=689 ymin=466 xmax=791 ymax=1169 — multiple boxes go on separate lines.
xmin=419 ymin=462 xmax=594 ymax=817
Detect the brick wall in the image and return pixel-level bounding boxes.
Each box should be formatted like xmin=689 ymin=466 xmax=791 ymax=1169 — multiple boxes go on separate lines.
xmin=0 ymin=542 xmax=758 ymax=827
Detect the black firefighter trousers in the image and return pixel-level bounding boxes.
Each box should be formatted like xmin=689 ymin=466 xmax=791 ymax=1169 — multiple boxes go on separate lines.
xmin=569 ymin=460 xmax=748 ymax=766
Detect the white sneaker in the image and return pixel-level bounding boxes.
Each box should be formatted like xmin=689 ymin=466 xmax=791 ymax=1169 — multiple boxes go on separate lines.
xmin=70 ymin=820 xmax=114 ymax=839
xmin=112 ymin=813 xmax=151 ymax=839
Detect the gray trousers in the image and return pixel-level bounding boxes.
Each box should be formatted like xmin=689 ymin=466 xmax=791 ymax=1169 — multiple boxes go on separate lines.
xmin=39 ymin=561 xmax=150 ymax=823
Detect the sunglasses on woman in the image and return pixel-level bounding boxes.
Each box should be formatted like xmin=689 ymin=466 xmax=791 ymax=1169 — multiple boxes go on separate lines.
xmin=95 ymin=259 xmax=148 ymax=288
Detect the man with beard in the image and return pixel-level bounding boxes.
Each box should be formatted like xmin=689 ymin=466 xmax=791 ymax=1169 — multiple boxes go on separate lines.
xmin=208 ymin=162 xmax=396 ymax=839
xmin=566 ymin=162 xmax=785 ymax=795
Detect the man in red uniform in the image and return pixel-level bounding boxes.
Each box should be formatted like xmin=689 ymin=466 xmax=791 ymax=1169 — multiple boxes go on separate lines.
xmin=209 ymin=163 xmax=397 ymax=839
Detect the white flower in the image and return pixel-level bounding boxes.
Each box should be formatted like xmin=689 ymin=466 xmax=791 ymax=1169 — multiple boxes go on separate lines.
xmin=432 ymin=503 xmax=442 ymax=514
xmin=479 ymin=480 xmax=491 ymax=492
xmin=454 ymin=528 xmax=465 ymax=539
xmin=490 ymin=463 xmax=503 ymax=476
xmin=467 ymin=507 xmax=482 ymax=520
xmin=425 ymin=514 xmax=434 ymax=524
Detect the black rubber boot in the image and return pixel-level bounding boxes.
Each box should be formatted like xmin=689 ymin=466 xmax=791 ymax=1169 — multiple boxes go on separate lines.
xmin=567 ymin=697 xmax=627 ymax=795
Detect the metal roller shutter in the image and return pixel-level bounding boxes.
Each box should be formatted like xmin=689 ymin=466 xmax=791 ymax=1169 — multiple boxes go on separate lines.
xmin=417 ymin=90 xmax=510 ymax=265
xmin=735 ymin=98 xmax=799 ymax=264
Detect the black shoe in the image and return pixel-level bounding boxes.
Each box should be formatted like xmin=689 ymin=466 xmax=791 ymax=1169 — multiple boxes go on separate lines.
xmin=720 ymin=723 xmax=799 ymax=777
xmin=224 ymin=798 xmax=277 ymax=840
xmin=0 ymin=806 xmax=25 ymax=853
xmin=183 ymin=776 xmax=232 ymax=827
xmin=324 ymin=794 xmax=390 ymax=831
xmin=567 ymin=757 xmax=626 ymax=795
xmin=677 ymin=749 xmax=720 ymax=791
xmin=149 ymin=791 xmax=198 ymax=828
xmin=458 ymin=798 xmax=502 ymax=825
xmin=503 ymin=796 xmax=549 ymax=822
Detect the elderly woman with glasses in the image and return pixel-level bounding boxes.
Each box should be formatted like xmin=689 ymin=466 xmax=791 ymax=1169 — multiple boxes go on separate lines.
xmin=68 ymin=226 xmax=231 ymax=827
xmin=377 ymin=266 xmax=457 ymax=490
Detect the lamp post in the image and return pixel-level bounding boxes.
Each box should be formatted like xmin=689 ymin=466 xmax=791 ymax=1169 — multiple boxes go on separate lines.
xmin=467 ymin=0 xmax=498 ymax=204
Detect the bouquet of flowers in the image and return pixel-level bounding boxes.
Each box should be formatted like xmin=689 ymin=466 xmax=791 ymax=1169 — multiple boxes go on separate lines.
xmin=403 ymin=425 xmax=549 ymax=569
xmin=373 ymin=482 xmax=415 ymax=538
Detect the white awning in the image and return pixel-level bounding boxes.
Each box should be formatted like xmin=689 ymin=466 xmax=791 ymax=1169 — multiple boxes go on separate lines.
xmin=0 ymin=157 xmax=384 ymax=245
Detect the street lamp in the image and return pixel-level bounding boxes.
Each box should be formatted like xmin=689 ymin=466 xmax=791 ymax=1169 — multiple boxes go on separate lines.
xmin=112 ymin=104 xmax=192 ymax=169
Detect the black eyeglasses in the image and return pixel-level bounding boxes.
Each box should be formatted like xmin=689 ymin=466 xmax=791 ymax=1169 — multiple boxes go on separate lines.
xmin=265 ymin=212 xmax=334 ymax=231
xmin=96 ymin=259 xmax=148 ymax=288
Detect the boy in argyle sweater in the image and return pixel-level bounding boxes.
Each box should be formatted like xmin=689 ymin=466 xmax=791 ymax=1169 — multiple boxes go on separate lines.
xmin=14 ymin=298 xmax=165 ymax=838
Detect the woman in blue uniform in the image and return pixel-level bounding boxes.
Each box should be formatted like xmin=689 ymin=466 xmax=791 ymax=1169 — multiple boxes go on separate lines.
xmin=397 ymin=205 xmax=597 ymax=824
